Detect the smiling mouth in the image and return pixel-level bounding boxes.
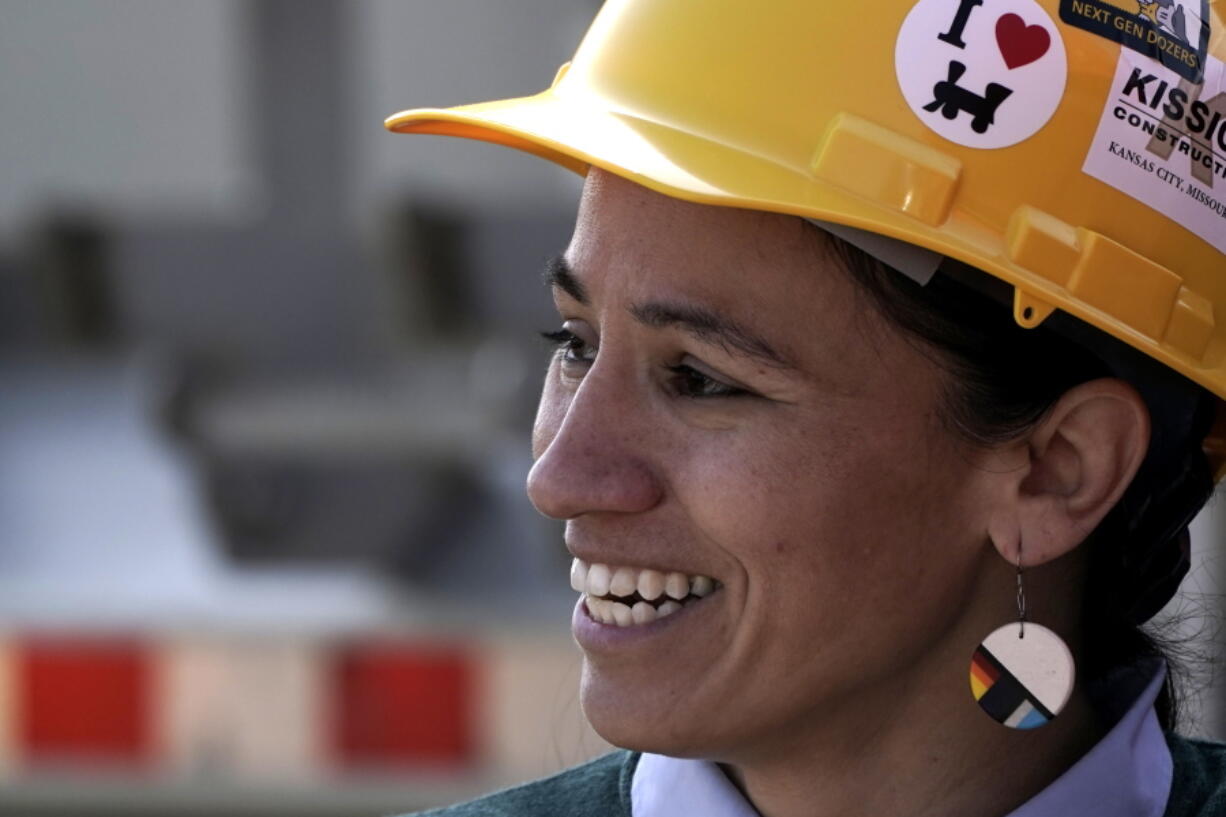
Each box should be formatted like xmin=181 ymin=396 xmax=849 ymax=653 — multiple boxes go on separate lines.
xmin=570 ymin=558 xmax=719 ymax=627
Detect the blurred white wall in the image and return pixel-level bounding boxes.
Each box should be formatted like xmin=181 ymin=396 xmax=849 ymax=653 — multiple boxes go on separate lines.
xmin=354 ymin=0 xmax=592 ymax=217
xmin=0 ymin=0 xmax=592 ymax=243
xmin=0 ymin=1 xmax=255 ymax=237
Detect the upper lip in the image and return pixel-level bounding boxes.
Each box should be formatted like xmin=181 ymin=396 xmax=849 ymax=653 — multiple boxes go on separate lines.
xmin=565 ymin=542 xmax=716 ymax=580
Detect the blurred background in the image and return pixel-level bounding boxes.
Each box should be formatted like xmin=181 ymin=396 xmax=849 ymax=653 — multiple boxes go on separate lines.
xmin=0 ymin=2 xmax=1221 ymax=815
xmin=0 ymin=2 xmax=606 ymax=814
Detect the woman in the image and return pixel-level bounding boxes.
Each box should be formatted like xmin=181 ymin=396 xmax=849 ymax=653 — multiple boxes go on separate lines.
xmin=386 ymin=0 xmax=1226 ymax=814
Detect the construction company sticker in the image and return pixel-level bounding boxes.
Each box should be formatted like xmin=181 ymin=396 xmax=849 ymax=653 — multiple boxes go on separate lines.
xmin=1060 ymin=0 xmax=1210 ymax=83
xmin=1082 ymin=49 xmax=1226 ymax=253
xmin=896 ymin=0 xmax=1068 ymax=149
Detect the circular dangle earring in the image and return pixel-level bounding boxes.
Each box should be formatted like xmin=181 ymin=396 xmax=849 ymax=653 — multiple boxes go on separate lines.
xmin=969 ymin=543 xmax=1076 ymax=729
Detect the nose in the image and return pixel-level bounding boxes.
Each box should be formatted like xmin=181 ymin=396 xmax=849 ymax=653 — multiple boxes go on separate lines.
xmin=526 ymin=366 xmax=664 ymax=520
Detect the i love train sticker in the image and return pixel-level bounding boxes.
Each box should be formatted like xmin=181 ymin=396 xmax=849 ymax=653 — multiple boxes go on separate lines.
xmin=1083 ymin=49 xmax=1226 ymax=253
xmin=896 ymin=0 xmax=1068 ymax=149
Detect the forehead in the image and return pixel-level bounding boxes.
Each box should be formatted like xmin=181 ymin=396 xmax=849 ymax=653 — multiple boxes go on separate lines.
xmin=564 ymin=169 xmax=874 ymax=363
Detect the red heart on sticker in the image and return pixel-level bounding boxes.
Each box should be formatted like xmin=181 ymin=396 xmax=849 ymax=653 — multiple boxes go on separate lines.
xmin=995 ymin=13 xmax=1051 ymax=69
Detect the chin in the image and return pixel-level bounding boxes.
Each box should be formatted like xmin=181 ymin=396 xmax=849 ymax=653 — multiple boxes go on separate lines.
xmin=578 ymin=663 xmax=724 ymax=758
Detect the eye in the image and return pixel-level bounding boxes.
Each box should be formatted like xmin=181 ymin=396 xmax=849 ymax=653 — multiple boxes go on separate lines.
xmin=540 ymin=329 xmax=752 ymax=400
xmin=667 ymin=364 xmax=749 ymax=399
xmin=540 ymin=328 xmax=596 ymax=367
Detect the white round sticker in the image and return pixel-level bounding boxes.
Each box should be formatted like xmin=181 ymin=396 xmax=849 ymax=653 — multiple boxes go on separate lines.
xmin=896 ymin=0 xmax=1068 ymax=149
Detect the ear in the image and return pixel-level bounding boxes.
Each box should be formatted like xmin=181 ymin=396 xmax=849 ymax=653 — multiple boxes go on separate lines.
xmin=986 ymin=378 xmax=1150 ymax=567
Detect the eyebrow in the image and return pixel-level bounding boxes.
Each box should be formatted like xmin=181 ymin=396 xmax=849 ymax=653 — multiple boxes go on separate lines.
xmin=544 ymin=254 xmax=795 ymax=371
xmin=545 ymin=255 xmax=589 ymax=304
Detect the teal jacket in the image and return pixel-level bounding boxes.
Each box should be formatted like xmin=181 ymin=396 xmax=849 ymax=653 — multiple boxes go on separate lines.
xmin=401 ymin=734 xmax=1226 ymax=816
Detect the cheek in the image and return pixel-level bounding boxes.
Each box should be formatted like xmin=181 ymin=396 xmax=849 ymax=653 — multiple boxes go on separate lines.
xmin=681 ymin=413 xmax=860 ymax=539
xmin=680 ymin=404 xmax=962 ymax=600
xmin=678 ymin=417 xmax=982 ymax=698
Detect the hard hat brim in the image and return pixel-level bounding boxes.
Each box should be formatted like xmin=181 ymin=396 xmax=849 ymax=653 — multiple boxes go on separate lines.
xmin=384 ymin=90 xmax=942 ymax=254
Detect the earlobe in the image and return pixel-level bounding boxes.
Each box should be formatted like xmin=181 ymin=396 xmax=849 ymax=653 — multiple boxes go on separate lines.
xmin=992 ymin=378 xmax=1150 ymax=567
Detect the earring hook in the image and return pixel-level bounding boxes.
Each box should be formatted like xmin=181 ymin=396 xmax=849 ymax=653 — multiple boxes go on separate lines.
xmin=1016 ymin=542 xmax=1027 ymax=639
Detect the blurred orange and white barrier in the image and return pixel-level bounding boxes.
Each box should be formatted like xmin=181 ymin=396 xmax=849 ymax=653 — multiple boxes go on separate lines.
xmin=0 ymin=630 xmax=609 ymax=787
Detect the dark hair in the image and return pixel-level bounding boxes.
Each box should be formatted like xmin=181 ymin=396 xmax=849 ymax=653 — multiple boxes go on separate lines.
xmin=826 ymin=234 xmax=1217 ymax=732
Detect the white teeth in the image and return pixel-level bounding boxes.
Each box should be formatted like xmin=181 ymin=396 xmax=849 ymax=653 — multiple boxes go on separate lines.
xmin=588 ymin=597 xmax=612 ymax=625
xmin=690 ymin=575 xmax=714 ymax=597
xmin=665 ymin=572 xmax=689 ymax=600
xmin=574 ymin=560 xmax=718 ymax=626
xmin=610 ymin=602 xmax=633 ymax=627
xmin=586 ymin=563 xmax=611 ymax=597
xmin=570 ymin=559 xmax=588 ymax=593
xmin=584 ymin=593 xmax=689 ymax=626
xmin=609 ymin=566 xmax=637 ymax=597
xmin=638 ymin=569 xmax=665 ymax=601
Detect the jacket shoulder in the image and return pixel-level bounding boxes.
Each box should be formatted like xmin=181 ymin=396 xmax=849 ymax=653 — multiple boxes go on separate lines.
xmin=1165 ymin=734 xmax=1226 ymax=817
xmin=397 ymin=751 xmax=639 ymax=817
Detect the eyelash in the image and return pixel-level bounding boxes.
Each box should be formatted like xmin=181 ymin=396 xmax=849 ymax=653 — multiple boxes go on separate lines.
xmin=539 ymin=328 xmax=749 ymax=400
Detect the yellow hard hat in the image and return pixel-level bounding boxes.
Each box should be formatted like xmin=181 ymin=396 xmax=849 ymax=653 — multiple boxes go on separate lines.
xmin=387 ymin=0 xmax=1226 ymax=472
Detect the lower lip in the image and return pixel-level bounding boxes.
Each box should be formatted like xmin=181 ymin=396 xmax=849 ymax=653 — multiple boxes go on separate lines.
xmin=570 ymin=593 xmax=714 ymax=650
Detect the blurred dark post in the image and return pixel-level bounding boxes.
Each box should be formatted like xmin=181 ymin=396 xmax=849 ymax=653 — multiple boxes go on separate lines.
xmin=390 ymin=204 xmax=473 ymax=343
xmin=249 ymin=0 xmax=348 ymax=233
xmin=33 ymin=214 xmax=117 ymax=348
xmin=0 ymin=212 xmax=116 ymax=351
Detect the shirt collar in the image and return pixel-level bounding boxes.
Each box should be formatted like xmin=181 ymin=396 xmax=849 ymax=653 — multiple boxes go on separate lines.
xmin=631 ymin=750 xmax=759 ymax=817
xmin=1009 ymin=658 xmax=1172 ymax=817
xmin=630 ymin=660 xmax=1172 ymax=817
